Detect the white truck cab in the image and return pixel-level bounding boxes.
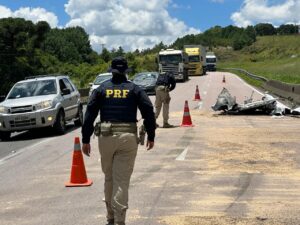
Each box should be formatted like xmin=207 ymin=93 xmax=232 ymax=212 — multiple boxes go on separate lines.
xmin=206 ymin=52 xmax=217 ymax=71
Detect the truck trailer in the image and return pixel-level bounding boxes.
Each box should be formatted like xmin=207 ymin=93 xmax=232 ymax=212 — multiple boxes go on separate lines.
xmin=184 ymin=45 xmax=206 ymax=76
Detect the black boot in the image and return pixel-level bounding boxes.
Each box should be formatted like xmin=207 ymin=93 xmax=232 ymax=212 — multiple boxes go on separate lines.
xmin=106 ymin=219 xmax=114 ymax=225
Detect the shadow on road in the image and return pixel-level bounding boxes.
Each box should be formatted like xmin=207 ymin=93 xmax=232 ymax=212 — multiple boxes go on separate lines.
xmin=3 ymin=123 xmax=80 ymax=143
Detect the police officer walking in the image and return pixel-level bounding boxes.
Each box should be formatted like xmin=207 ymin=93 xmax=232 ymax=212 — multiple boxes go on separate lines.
xmin=81 ymin=56 xmax=156 ymax=225
xmin=155 ymin=72 xmax=176 ymax=128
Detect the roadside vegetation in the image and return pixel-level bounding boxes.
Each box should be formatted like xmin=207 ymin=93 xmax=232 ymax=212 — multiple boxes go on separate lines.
xmin=217 ymin=35 xmax=300 ymax=85
xmin=0 ymin=17 xmax=299 ymax=95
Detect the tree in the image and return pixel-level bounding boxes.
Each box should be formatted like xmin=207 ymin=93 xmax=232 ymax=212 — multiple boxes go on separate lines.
xmin=245 ymin=25 xmax=256 ymax=42
xmin=232 ymin=32 xmax=252 ymax=50
xmin=116 ymin=46 xmax=125 ymax=57
xmin=0 ymin=18 xmax=36 ymax=95
xmin=277 ymin=24 xmax=298 ymax=35
xmin=42 ymin=26 xmax=94 ymax=63
xmin=101 ymin=48 xmax=111 ymax=62
xmin=34 ymin=21 xmax=50 ymax=47
xmin=255 ymin=23 xmax=276 ymax=36
xmin=152 ymin=41 xmax=167 ymax=53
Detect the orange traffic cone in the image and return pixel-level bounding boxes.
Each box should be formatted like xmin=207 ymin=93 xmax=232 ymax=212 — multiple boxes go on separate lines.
xmin=193 ymin=85 xmax=201 ymax=101
xmin=65 ymin=137 xmax=93 ymax=187
xmin=222 ymin=75 xmax=226 ymax=83
xmin=181 ymin=101 xmax=194 ymax=127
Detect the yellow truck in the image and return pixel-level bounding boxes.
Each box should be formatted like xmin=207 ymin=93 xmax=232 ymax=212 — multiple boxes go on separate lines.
xmin=184 ymin=45 xmax=206 ymax=76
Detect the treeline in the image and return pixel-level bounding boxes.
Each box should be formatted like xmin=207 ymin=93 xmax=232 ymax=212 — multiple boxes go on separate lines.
xmin=0 ymin=17 xmax=298 ymax=95
xmin=170 ymin=23 xmax=299 ymax=51
xmin=0 ymin=17 xmax=100 ymax=95
xmin=0 ymin=18 xmax=158 ymax=95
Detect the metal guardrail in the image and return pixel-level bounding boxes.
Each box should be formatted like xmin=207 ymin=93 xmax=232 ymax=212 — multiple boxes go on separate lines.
xmin=223 ymin=68 xmax=300 ymax=104
xmin=223 ymin=68 xmax=268 ymax=82
xmin=78 ymin=88 xmax=89 ymax=97
xmin=78 ymin=88 xmax=90 ymax=105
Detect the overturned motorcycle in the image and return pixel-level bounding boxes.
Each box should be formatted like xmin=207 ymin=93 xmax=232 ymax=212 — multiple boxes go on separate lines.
xmin=212 ymin=88 xmax=290 ymax=116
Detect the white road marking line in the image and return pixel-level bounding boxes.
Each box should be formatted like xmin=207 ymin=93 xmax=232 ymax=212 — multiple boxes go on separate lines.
xmin=175 ymin=147 xmax=189 ymax=161
xmin=235 ymin=76 xmax=264 ymax=96
xmin=0 ymin=138 xmax=53 ymax=166
xmin=197 ymin=102 xmax=203 ymax=110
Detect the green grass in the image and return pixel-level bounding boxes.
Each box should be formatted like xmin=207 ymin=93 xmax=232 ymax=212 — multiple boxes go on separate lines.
xmin=219 ymin=58 xmax=300 ymax=83
xmin=216 ymin=35 xmax=300 ymax=85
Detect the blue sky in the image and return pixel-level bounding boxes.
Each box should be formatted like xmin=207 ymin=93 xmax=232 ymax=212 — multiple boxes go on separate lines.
xmin=168 ymin=0 xmax=244 ymax=31
xmin=0 ymin=0 xmax=299 ymax=51
xmin=0 ymin=0 xmax=245 ymax=30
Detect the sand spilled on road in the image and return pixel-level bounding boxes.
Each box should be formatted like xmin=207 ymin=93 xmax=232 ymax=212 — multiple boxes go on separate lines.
xmin=178 ymin=110 xmax=299 ymax=174
xmin=167 ymin=110 xmax=299 ymax=175
xmin=160 ymin=215 xmax=298 ymax=225
xmin=155 ymin=111 xmax=300 ymax=225
xmin=203 ymin=126 xmax=297 ymax=174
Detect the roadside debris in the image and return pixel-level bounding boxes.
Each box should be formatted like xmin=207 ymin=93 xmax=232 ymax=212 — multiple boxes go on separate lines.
xmin=212 ymin=88 xmax=292 ymax=116
xmin=291 ymin=107 xmax=300 ymax=115
xmin=211 ymin=88 xmax=237 ymax=112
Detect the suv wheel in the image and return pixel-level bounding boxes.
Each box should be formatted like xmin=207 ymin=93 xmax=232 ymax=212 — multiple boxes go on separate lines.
xmin=0 ymin=131 xmax=11 ymax=141
xmin=74 ymin=106 xmax=83 ymax=127
xmin=54 ymin=110 xmax=66 ymax=135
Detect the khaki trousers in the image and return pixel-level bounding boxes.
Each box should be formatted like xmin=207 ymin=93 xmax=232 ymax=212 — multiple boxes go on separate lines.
xmin=98 ymin=133 xmax=138 ymax=224
xmin=155 ymin=86 xmax=171 ymax=124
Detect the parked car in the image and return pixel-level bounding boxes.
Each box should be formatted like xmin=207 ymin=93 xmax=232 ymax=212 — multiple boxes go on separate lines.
xmin=0 ymin=75 xmax=83 ymax=141
xmin=132 ymin=72 xmax=159 ymax=95
xmin=89 ymin=72 xmax=112 ymax=96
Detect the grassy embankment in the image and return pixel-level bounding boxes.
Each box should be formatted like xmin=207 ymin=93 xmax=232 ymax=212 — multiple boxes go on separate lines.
xmin=216 ymin=35 xmax=300 ymax=87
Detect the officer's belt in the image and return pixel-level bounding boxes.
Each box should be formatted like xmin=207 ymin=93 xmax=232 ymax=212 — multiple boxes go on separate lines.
xmin=156 ymin=85 xmax=168 ymax=91
xmin=102 ymin=122 xmax=137 ymax=134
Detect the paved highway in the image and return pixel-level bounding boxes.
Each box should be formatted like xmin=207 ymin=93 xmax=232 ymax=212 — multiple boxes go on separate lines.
xmin=1 ymin=72 xmax=300 ymax=225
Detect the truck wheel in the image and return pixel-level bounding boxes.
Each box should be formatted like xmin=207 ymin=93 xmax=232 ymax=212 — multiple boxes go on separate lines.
xmin=74 ymin=106 xmax=83 ymax=127
xmin=0 ymin=131 xmax=11 ymax=141
xmin=54 ymin=110 xmax=66 ymax=135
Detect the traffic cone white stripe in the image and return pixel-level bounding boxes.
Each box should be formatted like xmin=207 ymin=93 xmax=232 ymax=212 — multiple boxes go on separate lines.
xmin=74 ymin=143 xmax=81 ymax=151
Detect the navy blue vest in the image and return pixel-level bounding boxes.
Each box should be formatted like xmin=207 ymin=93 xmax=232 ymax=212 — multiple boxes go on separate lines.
xmin=99 ymin=79 xmax=138 ymax=122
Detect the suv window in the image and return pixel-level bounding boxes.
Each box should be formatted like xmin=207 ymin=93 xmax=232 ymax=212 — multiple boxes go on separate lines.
xmin=59 ymin=79 xmax=67 ymax=92
xmin=63 ymin=78 xmax=75 ymax=92
xmin=7 ymin=80 xmax=57 ymax=99
xmin=59 ymin=78 xmax=74 ymax=93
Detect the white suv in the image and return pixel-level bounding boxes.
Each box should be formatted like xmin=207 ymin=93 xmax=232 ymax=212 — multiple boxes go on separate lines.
xmin=0 ymin=75 xmax=83 ymax=141
xmin=89 ymin=73 xmax=112 ymax=96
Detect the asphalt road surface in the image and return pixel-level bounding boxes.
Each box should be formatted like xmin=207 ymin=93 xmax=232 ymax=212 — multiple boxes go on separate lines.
xmin=1 ymin=72 xmax=300 ymax=225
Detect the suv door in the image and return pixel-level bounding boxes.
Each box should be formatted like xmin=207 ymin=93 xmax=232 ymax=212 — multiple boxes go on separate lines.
xmin=62 ymin=78 xmax=79 ymax=119
xmin=59 ymin=79 xmax=73 ymax=120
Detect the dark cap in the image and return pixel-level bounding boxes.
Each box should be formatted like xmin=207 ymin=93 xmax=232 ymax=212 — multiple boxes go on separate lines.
xmin=108 ymin=56 xmax=131 ymax=74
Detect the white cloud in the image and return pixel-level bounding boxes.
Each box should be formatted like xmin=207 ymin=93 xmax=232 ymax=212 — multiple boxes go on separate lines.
xmin=231 ymin=0 xmax=300 ymax=27
xmin=0 ymin=5 xmax=58 ymax=27
xmin=0 ymin=5 xmax=12 ymax=17
xmin=65 ymin=0 xmax=199 ymax=51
